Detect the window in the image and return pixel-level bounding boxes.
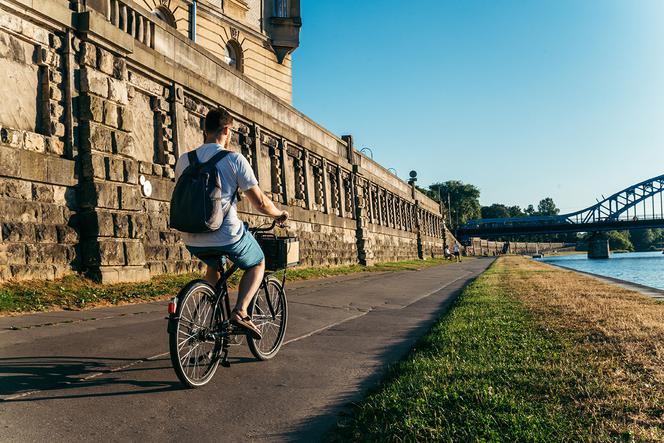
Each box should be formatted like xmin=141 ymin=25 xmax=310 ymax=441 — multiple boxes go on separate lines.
xmin=152 ymin=5 xmax=177 ymax=29
xmin=224 ymin=40 xmax=243 ymax=72
xmin=274 ymin=0 xmax=289 ymax=18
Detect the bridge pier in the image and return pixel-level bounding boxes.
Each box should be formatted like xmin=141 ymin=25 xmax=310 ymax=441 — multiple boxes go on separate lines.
xmin=588 ymin=233 xmax=610 ymax=259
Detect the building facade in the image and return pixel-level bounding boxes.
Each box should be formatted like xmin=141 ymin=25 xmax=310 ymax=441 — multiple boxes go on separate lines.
xmin=0 ymin=0 xmax=446 ymax=283
xmin=126 ymin=0 xmax=300 ymax=103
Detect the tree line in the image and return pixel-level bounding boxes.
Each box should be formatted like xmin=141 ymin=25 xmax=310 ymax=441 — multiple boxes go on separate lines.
xmin=418 ymin=180 xmax=664 ymax=251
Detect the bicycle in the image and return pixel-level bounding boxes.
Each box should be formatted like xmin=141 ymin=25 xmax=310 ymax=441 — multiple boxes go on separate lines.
xmin=166 ymin=221 xmax=295 ymax=388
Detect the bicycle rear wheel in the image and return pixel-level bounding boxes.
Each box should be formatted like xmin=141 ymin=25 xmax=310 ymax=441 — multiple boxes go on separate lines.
xmin=169 ymin=280 xmax=222 ymax=388
xmin=248 ymin=277 xmax=288 ymax=360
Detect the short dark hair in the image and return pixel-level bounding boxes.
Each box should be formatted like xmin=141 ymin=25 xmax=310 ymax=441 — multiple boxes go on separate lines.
xmin=204 ymin=108 xmax=233 ymax=134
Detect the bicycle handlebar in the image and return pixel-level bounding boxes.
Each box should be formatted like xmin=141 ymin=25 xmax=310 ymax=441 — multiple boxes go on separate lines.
xmin=249 ymin=220 xmax=289 ymax=233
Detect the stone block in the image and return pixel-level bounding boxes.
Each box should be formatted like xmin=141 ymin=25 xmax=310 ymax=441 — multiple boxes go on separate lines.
xmin=0 ymin=243 xmax=26 ymax=265
xmin=165 ymin=167 xmax=175 ymax=179
xmin=113 ymin=132 xmax=134 ymax=156
xmin=41 ymin=203 xmax=66 ymax=225
xmin=152 ymin=164 xmax=163 ymax=176
xmin=0 ymin=179 xmax=32 ymax=200
xmin=22 ymin=22 xmax=49 ymax=45
xmin=80 ymin=67 xmax=108 ymax=97
xmin=2 ymin=222 xmax=35 ymax=242
xmin=124 ymin=159 xmax=138 ymax=184
xmin=82 ymin=123 xmax=113 ymax=153
xmin=103 ymin=101 xmax=118 ymax=128
xmin=113 ymin=213 xmax=129 ymax=237
xmin=97 ymin=47 xmax=114 ymax=75
xmin=107 ymin=157 xmax=124 ymax=182
xmin=92 ymin=210 xmax=115 ymax=237
xmin=95 ymin=182 xmax=119 ymax=209
xmin=45 ymin=138 xmax=65 ymax=156
xmin=49 ymin=102 xmax=65 ymax=119
xmin=0 ymin=128 xmax=24 ymax=149
xmin=49 ymin=70 xmax=63 ymax=84
xmin=98 ymin=240 xmax=125 ymax=266
xmin=138 ymin=161 xmax=151 ymax=174
xmin=129 ymin=213 xmax=146 ymax=238
xmin=32 ymin=183 xmax=54 ymax=202
xmin=24 ymin=132 xmax=46 ymax=153
xmin=46 ymin=156 xmax=76 ymax=186
xmin=10 ymin=264 xmax=56 ymax=281
xmin=26 ymin=244 xmax=68 ymax=264
xmin=119 ymin=185 xmax=141 ymax=210
xmin=80 ymin=42 xmax=96 ymax=66
xmin=113 ymin=58 xmax=128 ymax=81
xmin=0 ymin=201 xmax=40 ymax=223
xmin=118 ymin=106 xmax=133 ymax=132
xmin=49 ymin=85 xmax=62 ymax=101
xmin=124 ymin=241 xmax=146 ymax=265
xmin=108 ymin=78 xmax=128 ymax=104
xmin=79 ymin=95 xmax=104 ymax=122
xmin=90 ymin=153 xmax=106 ymax=179
xmin=50 ymin=121 xmax=65 ymax=137
xmin=56 ymin=225 xmax=78 ymax=244
xmin=0 ymin=13 xmax=22 ymax=33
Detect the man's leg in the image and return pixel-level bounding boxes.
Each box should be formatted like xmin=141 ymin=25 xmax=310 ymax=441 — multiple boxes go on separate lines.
xmin=205 ymin=265 xmax=220 ymax=286
xmin=234 ymin=260 xmax=266 ymax=316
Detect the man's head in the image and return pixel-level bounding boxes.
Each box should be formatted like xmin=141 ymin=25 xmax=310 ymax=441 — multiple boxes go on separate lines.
xmin=204 ymin=108 xmax=234 ymax=147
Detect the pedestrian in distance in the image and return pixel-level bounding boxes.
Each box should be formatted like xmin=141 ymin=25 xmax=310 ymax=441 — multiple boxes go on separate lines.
xmin=453 ymin=242 xmax=461 ymax=262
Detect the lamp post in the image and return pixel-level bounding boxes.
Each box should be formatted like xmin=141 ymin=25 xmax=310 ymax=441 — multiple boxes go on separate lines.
xmin=359 ymin=147 xmax=373 ymax=159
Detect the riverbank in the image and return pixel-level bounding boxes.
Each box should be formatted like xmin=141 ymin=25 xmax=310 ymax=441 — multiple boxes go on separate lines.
xmin=0 ymin=257 xmax=459 ymax=315
xmin=333 ymin=256 xmax=664 ymax=441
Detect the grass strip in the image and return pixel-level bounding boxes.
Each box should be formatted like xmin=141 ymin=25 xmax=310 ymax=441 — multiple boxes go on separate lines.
xmin=0 ymin=257 xmax=457 ymax=315
xmin=334 ymin=257 xmax=663 ymax=441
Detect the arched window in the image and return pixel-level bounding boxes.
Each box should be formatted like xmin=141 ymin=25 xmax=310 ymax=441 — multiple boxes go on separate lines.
xmin=224 ymin=40 xmax=243 ymax=72
xmin=152 ymin=5 xmax=177 ymax=29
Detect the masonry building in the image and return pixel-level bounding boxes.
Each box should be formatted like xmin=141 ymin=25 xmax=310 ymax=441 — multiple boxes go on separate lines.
xmin=0 ymin=0 xmax=447 ymax=283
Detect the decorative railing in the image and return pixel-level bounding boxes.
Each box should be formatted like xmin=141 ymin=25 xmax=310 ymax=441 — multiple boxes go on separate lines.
xmin=104 ymin=0 xmax=156 ymax=48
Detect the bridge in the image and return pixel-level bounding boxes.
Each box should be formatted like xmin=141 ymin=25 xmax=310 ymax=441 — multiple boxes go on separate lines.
xmin=457 ymin=174 xmax=664 ymax=258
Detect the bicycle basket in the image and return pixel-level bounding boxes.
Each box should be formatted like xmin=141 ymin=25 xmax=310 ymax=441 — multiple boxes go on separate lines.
xmin=255 ymin=234 xmax=299 ymax=271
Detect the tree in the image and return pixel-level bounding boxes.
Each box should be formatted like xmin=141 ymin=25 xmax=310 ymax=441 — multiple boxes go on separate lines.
xmin=481 ymin=204 xmax=511 ymax=219
xmin=429 ymin=181 xmax=481 ymax=228
xmin=525 ymin=204 xmax=536 ymax=216
xmin=629 ymin=229 xmax=656 ymax=251
xmin=537 ymin=197 xmax=560 ymax=216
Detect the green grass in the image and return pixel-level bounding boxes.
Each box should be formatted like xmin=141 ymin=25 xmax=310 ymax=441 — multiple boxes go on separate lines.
xmin=333 ymin=262 xmax=614 ymax=442
xmin=0 ymin=257 xmax=455 ymax=315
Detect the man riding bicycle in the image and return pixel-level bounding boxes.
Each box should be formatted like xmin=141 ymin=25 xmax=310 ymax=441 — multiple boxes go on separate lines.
xmin=174 ymin=108 xmax=288 ymax=340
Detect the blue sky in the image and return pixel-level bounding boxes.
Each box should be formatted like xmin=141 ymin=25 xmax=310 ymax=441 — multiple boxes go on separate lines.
xmin=292 ymin=0 xmax=664 ymax=214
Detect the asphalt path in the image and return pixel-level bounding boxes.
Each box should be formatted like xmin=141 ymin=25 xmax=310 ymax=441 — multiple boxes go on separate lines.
xmin=0 ymin=258 xmax=492 ymax=442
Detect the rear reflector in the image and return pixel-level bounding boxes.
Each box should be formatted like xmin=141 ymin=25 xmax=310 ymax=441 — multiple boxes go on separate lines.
xmin=168 ymin=298 xmax=177 ymax=315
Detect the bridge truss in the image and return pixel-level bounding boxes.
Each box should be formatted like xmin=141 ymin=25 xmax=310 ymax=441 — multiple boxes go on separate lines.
xmin=458 ymin=174 xmax=664 ymax=237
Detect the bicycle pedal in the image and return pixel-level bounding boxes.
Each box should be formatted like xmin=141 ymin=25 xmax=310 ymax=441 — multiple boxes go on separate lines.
xmin=221 ymin=359 xmax=231 ymax=368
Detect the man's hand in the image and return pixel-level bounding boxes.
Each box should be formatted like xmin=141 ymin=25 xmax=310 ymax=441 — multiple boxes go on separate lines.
xmin=275 ymin=211 xmax=289 ymax=225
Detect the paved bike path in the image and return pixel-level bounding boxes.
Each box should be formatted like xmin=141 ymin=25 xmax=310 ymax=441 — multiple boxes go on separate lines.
xmin=0 ymin=258 xmax=492 ymax=442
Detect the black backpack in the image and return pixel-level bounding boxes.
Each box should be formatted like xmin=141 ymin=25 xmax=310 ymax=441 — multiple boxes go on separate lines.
xmin=169 ymin=149 xmax=236 ymax=233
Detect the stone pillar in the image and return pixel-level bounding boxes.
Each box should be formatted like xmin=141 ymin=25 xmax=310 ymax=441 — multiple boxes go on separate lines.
xmin=76 ymin=41 xmax=148 ymax=283
xmin=588 ymin=232 xmax=610 ymax=259
xmin=353 ymin=166 xmax=374 ymax=266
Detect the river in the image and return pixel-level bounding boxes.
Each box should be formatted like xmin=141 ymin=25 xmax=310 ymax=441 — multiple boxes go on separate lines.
xmin=538 ymin=251 xmax=664 ymax=290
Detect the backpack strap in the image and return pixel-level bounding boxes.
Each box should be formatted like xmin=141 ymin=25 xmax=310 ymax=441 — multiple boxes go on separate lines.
xmin=204 ymin=149 xmax=232 ymax=166
xmin=187 ymin=150 xmax=199 ymax=167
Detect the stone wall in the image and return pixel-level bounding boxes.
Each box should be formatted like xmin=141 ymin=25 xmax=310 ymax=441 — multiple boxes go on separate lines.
xmin=0 ymin=0 xmax=446 ymax=283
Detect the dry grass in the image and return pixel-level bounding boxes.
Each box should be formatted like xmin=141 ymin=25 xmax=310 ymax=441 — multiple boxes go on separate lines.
xmin=495 ymin=256 xmax=664 ymax=440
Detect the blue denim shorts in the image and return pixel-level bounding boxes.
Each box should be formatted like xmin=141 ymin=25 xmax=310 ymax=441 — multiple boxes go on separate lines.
xmin=186 ymin=231 xmax=265 ymax=270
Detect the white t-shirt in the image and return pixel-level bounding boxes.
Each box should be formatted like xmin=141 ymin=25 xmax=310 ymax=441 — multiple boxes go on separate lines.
xmin=174 ymin=143 xmax=258 ymax=247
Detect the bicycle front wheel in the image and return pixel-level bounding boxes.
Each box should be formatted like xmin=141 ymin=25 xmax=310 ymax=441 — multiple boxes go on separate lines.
xmin=248 ymin=277 xmax=288 ymax=360
xmin=169 ymin=280 xmax=222 ymax=388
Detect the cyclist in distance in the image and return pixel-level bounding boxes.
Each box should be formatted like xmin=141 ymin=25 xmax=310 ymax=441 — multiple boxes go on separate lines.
xmin=174 ymin=108 xmax=288 ymax=340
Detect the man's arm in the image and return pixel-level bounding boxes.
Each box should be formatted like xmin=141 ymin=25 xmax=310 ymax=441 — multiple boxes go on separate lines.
xmin=243 ymin=185 xmax=289 ymax=223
